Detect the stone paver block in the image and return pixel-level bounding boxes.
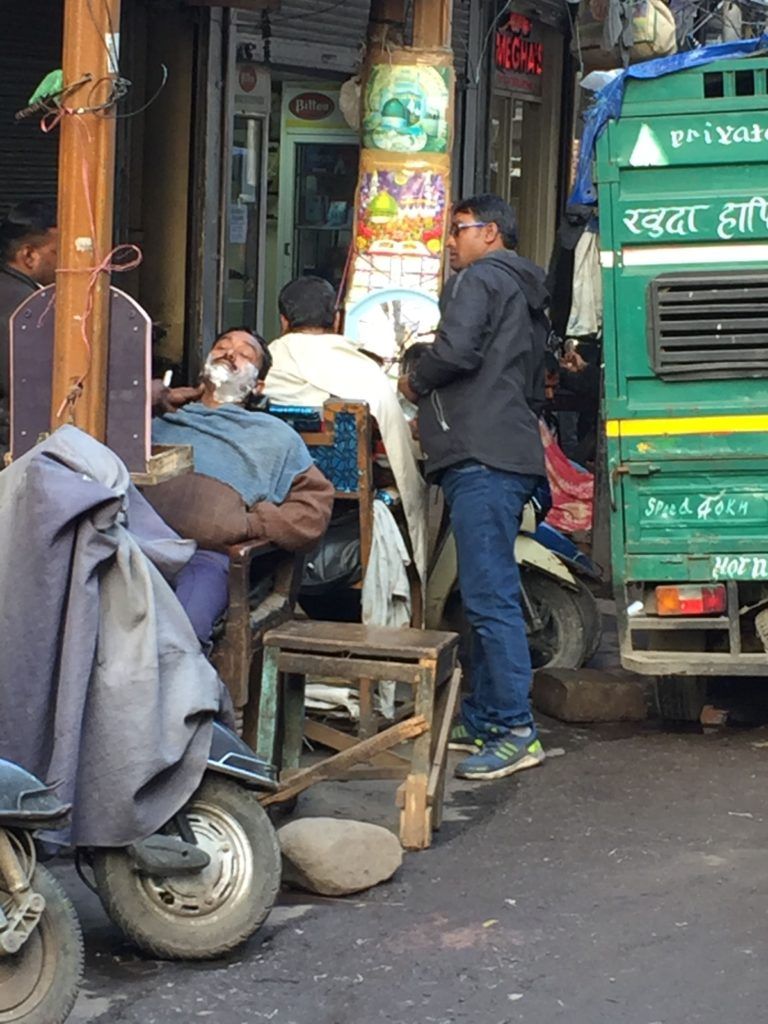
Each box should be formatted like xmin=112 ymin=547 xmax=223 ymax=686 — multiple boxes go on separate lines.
xmin=533 ymin=668 xmax=649 ymax=723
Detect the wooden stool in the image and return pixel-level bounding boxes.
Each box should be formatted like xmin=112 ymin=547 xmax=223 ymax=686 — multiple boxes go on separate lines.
xmin=256 ymin=621 xmax=460 ymax=850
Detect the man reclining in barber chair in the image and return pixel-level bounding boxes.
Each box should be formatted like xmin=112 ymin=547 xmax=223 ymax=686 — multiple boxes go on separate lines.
xmin=146 ymin=327 xmax=334 ymax=645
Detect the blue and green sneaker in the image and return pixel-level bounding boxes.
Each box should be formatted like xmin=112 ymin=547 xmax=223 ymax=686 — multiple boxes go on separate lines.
xmin=448 ymin=722 xmax=485 ymax=753
xmin=454 ymin=732 xmax=545 ymax=780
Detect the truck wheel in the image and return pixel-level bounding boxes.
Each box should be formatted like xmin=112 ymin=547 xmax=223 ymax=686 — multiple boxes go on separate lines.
xmin=0 ymin=864 xmax=84 ymax=1024
xmin=92 ymin=776 xmax=281 ymax=960
xmin=522 ymin=572 xmax=588 ymax=670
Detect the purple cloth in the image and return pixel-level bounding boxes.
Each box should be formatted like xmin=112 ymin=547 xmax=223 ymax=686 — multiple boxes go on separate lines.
xmin=175 ymin=549 xmax=230 ymax=644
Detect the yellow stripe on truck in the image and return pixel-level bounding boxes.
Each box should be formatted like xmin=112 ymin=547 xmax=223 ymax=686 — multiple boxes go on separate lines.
xmin=606 ymin=414 xmax=768 ymax=438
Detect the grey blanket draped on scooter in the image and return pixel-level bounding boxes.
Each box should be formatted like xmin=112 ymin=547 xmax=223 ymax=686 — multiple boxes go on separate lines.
xmin=0 ymin=426 xmax=226 ymax=847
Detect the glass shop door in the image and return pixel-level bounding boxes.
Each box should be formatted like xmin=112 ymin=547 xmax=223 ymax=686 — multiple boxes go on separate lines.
xmin=278 ymin=134 xmax=359 ymax=293
xmin=222 ymin=112 xmax=268 ymax=333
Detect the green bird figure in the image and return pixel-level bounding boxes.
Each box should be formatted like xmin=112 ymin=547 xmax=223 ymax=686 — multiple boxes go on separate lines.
xmin=28 ymin=69 xmax=65 ymax=107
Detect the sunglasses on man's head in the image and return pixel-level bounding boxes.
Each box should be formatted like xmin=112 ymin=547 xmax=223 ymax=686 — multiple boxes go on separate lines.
xmin=448 ymin=221 xmax=489 ymax=236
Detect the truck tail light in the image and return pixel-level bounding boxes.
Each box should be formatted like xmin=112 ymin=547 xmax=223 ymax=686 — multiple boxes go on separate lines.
xmin=655 ymin=584 xmax=727 ymax=616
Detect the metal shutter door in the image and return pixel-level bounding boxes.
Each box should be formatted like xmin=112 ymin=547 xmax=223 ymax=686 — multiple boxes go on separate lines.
xmin=234 ymin=0 xmax=372 ymax=74
xmin=0 ymin=4 xmax=63 ymax=216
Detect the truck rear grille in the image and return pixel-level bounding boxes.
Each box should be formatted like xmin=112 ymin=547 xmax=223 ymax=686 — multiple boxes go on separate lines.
xmin=648 ymin=271 xmax=768 ymax=380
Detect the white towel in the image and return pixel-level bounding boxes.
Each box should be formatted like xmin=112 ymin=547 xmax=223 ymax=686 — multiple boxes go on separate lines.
xmin=362 ymin=501 xmax=412 ymax=719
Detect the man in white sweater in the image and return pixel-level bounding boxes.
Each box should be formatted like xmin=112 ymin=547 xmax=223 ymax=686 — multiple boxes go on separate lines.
xmin=265 ymin=276 xmax=426 ymax=584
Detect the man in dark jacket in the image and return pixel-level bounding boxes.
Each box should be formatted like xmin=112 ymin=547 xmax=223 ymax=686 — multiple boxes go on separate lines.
xmin=399 ymin=193 xmax=548 ymax=781
xmin=0 ymin=200 xmax=58 ymax=457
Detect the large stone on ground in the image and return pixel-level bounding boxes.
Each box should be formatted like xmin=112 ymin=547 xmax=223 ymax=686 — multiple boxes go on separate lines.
xmin=278 ymin=817 xmax=403 ymax=896
xmin=533 ymin=668 xmax=649 ymax=723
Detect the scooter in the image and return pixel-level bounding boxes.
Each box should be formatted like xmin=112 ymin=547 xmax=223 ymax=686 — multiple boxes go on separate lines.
xmin=0 ymin=760 xmax=83 ymax=1024
xmin=427 ymin=501 xmax=603 ymax=670
xmin=80 ymin=723 xmax=282 ymax=961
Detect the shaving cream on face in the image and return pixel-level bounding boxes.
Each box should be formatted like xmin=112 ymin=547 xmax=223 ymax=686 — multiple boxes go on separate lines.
xmin=203 ymin=355 xmax=259 ymax=404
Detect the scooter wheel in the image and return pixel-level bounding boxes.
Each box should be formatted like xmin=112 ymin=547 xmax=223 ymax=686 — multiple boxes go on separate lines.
xmin=522 ymin=571 xmax=589 ymax=670
xmin=91 ymin=776 xmax=281 ymax=960
xmin=571 ymin=578 xmax=602 ymax=665
xmin=0 ymin=864 xmax=84 ymax=1024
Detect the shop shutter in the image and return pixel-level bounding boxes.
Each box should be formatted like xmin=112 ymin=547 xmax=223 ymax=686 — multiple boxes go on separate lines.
xmin=452 ymin=0 xmax=472 ymax=83
xmin=234 ymin=0 xmax=372 ymax=74
xmin=0 ymin=4 xmax=63 ymax=217
xmin=235 ymin=0 xmax=481 ymax=80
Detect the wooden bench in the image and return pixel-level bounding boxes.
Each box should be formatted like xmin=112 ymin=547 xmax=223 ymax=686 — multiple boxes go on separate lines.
xmin=255 ymin=620 xmax=460 ymax=850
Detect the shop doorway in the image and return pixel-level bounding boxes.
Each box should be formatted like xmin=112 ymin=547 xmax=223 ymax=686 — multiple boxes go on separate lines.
xmin=489 ymin=91 xmax=555 ymax=266
xmin=222 ymin=111 xmax=268 ymax=332
xmin=489 ymin=94 xmax=524 ymax=212
xmin=264 ymin=83 xmax=358 ymax=339
xmin=278 ymin=137 xmax=358 ymax=290
xmin=220 ymin=56 xmax=271 ymax=338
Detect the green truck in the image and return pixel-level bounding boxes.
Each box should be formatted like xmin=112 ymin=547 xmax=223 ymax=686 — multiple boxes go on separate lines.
xmin=596 ymin=55 xmax=768 ymax=699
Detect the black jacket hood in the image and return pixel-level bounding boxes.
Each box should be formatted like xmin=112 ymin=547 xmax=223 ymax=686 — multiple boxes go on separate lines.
xmin=481 ymin=250 xmax=549 ymax=314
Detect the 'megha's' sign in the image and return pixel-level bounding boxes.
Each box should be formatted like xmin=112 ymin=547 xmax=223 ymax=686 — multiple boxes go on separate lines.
xmin=495 ymin=14 xmax=544 ymax=96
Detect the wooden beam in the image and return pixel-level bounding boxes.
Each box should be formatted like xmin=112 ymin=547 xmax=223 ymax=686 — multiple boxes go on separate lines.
xmin=260 ymin=715 xmax=427 ymax=806
xmin=426 ymin=668 xmax=461 ymax=805
xmin=303 ymin=718 xmax=410 ymax=766
xmin=412 ymin=0 xmax=453 ymax=50
xmin=368 ymin=0 xmax=407 ymax=24
xmin=52 ymin=0 xmax=121 ymax=439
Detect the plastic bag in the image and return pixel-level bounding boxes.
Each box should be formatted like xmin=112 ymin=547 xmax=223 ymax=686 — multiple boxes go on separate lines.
xmin=630 ymin=0 xmax=678 ymax=60
xmin=301 ymin=510 xmax=361 ymax=595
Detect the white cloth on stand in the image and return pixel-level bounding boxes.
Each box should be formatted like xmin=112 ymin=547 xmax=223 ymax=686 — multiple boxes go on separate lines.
xmin=362 ymin=500 xmax=412 ymax=719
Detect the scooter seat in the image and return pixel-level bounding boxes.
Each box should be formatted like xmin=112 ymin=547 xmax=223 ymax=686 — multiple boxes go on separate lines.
xmin=0 ymin=759 xmax=71 ymax=824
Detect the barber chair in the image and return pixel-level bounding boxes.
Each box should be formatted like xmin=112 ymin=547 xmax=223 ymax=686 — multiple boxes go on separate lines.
xmin=268 ymin=398 xmax=421 ymax=620
xmin=7 ymin=287 xmax=298 ymax=739
xmin=268 ymin=400 xmax=375 ymax=583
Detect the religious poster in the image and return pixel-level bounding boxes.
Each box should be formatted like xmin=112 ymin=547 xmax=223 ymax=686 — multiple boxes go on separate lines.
xmin=363 ymin=62 xmax=451 ymax=154
xmin=346 ymin=154 xmax=450 ymax=305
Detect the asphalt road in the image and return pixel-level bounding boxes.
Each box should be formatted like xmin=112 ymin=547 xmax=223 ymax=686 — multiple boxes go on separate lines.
xmin=61 ymin=716 xmax=768 ymax=1024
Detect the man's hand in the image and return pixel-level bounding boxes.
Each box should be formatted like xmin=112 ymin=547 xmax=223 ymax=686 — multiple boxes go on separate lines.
xmin=398 ymin=374 xmax=419 ymax=404
xmin=560 ymin=350 xmax=587 ymax=373
xmin=151 ymin=380 xmax=205 ymax=415
xmin=166 ymin=384 xmax=205 ymax=410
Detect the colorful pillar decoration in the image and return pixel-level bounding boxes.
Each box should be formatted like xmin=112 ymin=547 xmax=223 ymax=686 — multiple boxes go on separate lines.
xmin=345 ymin=47 xmax=454 ymax=358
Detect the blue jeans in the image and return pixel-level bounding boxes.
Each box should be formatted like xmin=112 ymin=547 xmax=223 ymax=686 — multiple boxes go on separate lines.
xmin=441 ymin=462 xmax=541 ymax=739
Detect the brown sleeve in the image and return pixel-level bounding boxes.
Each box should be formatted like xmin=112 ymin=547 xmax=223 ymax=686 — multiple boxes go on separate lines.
xmin=144 ymin=466 xmax=333 ymax=552
xmin=244 ymin=464 xmax=334 ymax=551
xmin=144 ymin=473 xmax=255 ymax=552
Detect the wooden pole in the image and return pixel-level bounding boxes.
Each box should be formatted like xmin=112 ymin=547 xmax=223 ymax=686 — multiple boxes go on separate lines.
xmin=412 ymin=0 xmax=453 ymax=50
xmin=51 ymin=0 xmax=121 ymax=440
